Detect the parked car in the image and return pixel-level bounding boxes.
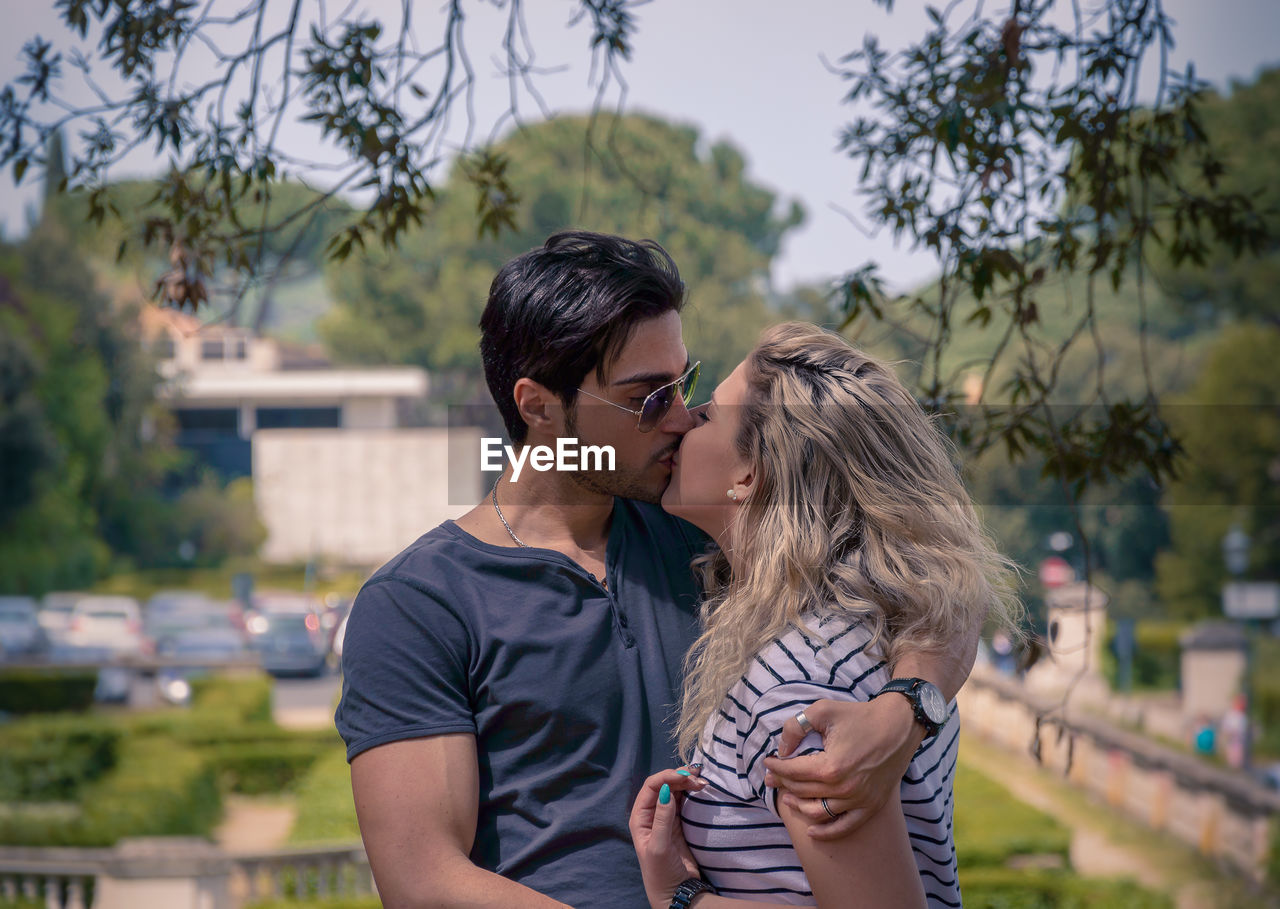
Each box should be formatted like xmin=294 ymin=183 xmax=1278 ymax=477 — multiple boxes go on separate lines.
xmin=38 ymin=591 xmax=87 ymax=645
xmin=65 ymin=596 xmax=147 ymax=656
xmin=145 ymin=593 xmax=245 ymax=655
xmin=0 ymin=596 xmax=49 ymax=659
xmin=155 ymin=627 xmax=253 ymax=705
xmin=246 ymin=593 xmax=328 ymax=677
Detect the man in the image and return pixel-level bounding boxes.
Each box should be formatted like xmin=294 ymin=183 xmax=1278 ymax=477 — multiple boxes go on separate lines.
xmin=336 ymin=232 xmax=981 ymax=908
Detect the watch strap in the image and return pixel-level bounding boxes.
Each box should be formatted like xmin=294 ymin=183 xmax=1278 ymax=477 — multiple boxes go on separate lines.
xmin=670 ymin=877 xmax=716 ymax=909
xmin=874 ymin=677 xmax=943 ymax=737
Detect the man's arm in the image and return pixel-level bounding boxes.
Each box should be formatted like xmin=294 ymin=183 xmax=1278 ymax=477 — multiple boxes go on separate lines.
xmin=351 ymin=734 xmax=571 ymax=909
xmin=761 ymin=606 xmax=984 ymax=840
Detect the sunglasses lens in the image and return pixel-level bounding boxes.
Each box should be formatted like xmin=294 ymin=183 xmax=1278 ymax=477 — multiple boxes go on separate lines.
xmin=639 ymin=386 xmax=675 ymax=432
xmin=682 ymin=364 xmax=699 ymax=405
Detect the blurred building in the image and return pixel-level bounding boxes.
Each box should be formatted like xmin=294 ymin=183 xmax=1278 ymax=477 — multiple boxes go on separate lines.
xmin=141 ymin=309 xmax=481 ymax=565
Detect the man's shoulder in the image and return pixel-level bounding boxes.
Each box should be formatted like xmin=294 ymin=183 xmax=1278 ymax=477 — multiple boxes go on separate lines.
xmin=619 ymin=498 xmax=712 ymax=557
xmin=363 ymin=520 xmax=483 ymax=586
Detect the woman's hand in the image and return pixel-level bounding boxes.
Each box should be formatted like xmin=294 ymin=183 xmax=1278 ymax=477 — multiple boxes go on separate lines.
xmin=629 ymin=767 xmax=707 ymax=909
xmin=762 ymin=696 xmax=924 ymax=840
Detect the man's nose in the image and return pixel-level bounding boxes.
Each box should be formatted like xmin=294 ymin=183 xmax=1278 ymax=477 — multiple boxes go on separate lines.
xmin=657 ymin=395 xmax=696 ymax=435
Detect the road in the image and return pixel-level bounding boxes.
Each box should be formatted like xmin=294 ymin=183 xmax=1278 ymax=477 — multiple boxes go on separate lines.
xmin=123 ymin=666 xmax=342 ymax=731
xmin=272 ymin=669 xmax=344 ymax=730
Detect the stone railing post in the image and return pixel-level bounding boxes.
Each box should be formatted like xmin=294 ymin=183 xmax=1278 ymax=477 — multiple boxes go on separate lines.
xmin=94 ymin=838 xmax=231 ymax=909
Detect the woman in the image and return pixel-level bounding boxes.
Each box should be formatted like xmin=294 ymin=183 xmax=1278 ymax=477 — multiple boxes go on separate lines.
xmin=630 ymin=322 xmax=1019 ymax=908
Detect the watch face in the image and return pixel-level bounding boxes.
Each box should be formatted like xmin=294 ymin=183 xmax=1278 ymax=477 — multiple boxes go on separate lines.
xmin=919 ymin=682 xmax=948 ymax=725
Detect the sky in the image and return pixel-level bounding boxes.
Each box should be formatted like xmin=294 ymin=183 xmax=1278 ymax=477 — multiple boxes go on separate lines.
xmin=1 ymin=0 xmax=1277 ymax=294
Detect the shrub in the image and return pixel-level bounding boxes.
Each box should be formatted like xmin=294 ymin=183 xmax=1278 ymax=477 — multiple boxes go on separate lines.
xmin=1104 ymin=620 xmax=1184 ymax=691
xmin=0 ymin=735 xmax=220 ymax=846
xmin=0 ymin=715 xmax=119 ymax=801
xmin=288 ymin=748 xmax=360 ymax=844
xmin=953 ymin=764 xmax=1071 ymax=867
xmin=961 ymin=867 xmax=1173 ymax=908
xmin=246 ymin=899 xmax=379 ymax=909
xmin=203 ymin=740 xmax=326 ymax=795
xmin=0 ymin=669 xmax=98 ymax=714
xmin=191 ymin=673 xmax=273 ymax=724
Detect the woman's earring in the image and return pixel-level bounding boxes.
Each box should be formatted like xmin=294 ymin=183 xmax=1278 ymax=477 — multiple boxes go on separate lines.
xmin=726 ymin=489 xmax=738 ymax=501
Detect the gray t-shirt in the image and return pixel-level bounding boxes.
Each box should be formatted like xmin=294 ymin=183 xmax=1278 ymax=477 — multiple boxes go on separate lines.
xmin=335 ymin=498 xmax=707 ymax=908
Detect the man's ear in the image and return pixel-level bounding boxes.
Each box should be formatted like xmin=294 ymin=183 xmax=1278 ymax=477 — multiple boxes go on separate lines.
xmin=513 ymin=377 xmax=565 ymax=437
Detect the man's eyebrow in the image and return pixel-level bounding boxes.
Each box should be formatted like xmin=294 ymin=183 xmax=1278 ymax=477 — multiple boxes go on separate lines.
xmin=610 ymin=358 xmax=691 ymax=387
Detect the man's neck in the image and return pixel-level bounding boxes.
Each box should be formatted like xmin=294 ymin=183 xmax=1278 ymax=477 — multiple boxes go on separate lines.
xmin=492 ymin=467 xmax=614 ymax=553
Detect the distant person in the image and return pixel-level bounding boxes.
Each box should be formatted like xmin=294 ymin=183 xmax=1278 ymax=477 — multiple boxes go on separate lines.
xmin=335 ymin=234 xmax=987 ymax=907
xmin=630 ymin=324 xmax=1018 ymax=908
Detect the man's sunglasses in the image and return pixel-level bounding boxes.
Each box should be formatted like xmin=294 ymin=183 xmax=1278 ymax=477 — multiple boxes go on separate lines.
xmin=577 ymin=361 xmax=701 ymax=433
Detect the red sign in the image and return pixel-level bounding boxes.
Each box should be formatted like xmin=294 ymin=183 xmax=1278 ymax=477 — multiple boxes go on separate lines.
xmin=1039 ymin=557 xmax=1074 ymax=588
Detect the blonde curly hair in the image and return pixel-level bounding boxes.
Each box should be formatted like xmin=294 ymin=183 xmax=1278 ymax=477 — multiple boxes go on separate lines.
xmin=675 ymin=322 xmax=1021 ymax=760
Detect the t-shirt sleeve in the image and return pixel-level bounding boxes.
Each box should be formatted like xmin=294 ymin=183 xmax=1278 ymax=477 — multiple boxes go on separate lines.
xmin=738 ymin=679 xmax=838 ymax=818
xmin=334 ymin=575 xmax=475 ymax=762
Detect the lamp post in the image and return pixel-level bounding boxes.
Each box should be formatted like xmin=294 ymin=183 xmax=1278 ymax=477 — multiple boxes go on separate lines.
xmin=1222 ymin=524 xmax=1252 ymax=771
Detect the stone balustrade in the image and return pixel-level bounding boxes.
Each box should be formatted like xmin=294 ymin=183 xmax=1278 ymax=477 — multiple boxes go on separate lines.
xmin=0 ymin=838 xmax=374 ymax=909
xmin=961 ymin=668 xmax=1280 ymax=883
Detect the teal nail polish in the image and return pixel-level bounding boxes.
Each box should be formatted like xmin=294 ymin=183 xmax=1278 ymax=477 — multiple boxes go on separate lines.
xmin=676 ymin=770 xmax=691 ymax=777
xmin=658 ymin=783 xmax=671 ymax=805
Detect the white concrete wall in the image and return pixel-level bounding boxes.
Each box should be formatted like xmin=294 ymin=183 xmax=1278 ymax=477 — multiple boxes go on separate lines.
xmin=252 ymin=428 xmax=483 ymax=565
xmin=342 ymin=397 xmax=397 ymax=430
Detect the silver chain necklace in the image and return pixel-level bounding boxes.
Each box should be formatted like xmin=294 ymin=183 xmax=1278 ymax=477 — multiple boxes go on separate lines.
xmin=490 ymin=478 xmax=529 ymax=548
xmin=490 ymin=477 xmax=608 ymax=590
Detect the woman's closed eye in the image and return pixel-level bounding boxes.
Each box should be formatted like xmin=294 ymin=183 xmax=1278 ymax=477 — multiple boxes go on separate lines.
xmin=692 ymin=403 xmax=711 ymax=424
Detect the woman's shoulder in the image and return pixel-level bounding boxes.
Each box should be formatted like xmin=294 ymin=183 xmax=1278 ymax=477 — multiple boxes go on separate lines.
xmin=742 ymin=612 xmax=886 ymax=701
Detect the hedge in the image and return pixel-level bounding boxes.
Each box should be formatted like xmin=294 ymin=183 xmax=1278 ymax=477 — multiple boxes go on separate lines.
xmin=246 ymin=899 xmax=379 ymax=909
xmin=0 ymin=669 xmax=98 ymax=714
xmin=288 ymin=748 xmax=360 ymax=845
xmin=202 ymin=739 xmax=327 ymax=795
xmin=1104 ymin=620 xmax=1184 ymax=692
xmin=0 ymin=735 xmax=220 ymax=846
xmin=962 ymin=867 xmax=1173 ymax=908
xmin=191 ymin=673 xmax=274 ymax=724
xmin=0 ymin=715 xmax=119 ymax=801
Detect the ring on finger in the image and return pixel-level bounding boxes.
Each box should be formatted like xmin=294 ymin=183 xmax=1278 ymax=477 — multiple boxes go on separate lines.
xmin=794 ymin=710 xmax=814 ymax=736
xmin=821 ymin=798 xmax=841 ymax=820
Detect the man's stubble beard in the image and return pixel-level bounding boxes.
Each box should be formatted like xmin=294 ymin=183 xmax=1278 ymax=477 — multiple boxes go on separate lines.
xmin=565 ymin=408 xmax=670 ymax=504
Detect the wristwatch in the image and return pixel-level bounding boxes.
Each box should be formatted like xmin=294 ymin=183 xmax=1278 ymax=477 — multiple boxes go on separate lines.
xmin=874 ymin=677 xmax=948 ymax=738
xmin=669 ymin=877 xmax=715 ymax=909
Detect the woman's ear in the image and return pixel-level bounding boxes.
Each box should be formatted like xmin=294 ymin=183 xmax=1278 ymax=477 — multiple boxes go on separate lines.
xmin=730 ymin=468 xmax=754 ymax=503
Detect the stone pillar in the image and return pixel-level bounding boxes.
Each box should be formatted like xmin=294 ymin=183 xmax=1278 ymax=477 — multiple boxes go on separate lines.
xmin=95 ymin=838 xmax=230 ymax=909
xmin=1179 ymin=621 xmax=1247 ymax=722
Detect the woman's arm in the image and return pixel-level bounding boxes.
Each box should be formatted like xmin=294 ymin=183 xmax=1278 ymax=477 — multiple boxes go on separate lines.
xmin=631 ymin=769 xmax=924 ymax=909
xmin=762 ymin=605 xmax=983 ymax=839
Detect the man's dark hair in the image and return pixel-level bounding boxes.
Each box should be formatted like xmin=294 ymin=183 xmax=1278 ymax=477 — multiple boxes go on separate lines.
xmin=479 ymin=231 xmax=686 ymax=444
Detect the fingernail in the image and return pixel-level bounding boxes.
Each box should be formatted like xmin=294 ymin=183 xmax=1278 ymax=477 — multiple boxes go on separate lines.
xmin=659 ymin=784 xmax=671 ymax=805
xmin=688 ymin=763 xmax=703 ymax=770
xmin=676 ymin=769 xmax=691 ymax=776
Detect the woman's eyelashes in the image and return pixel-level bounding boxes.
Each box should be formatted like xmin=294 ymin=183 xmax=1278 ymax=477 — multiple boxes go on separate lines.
xmin=692 ymin=403 xmax=711 ymax=424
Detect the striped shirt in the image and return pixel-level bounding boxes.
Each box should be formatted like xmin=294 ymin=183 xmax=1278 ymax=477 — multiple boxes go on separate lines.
xmin=680 ymin=613 xmax=962 ymax=907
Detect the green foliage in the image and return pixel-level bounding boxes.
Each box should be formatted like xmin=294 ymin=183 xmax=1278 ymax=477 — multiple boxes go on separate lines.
xmin=1152 ymin=69 xmax=1280 ymax=325
xmin=203 ymin=740 xmax=326 ymax=795
xmin=288 ymin=748 xmax=360 ymax=845
xmin=1099 ymin=619 xmax=1185 ymax=692
xmin=0 ymin=715 xmax=119 ymax=801
xmin=954 ymin=763 xmax=1071 ymax=867
xmin=0 ymin=669 xmax=99 ymax=715
xmin=961 ymin=867 xmax=1173 ymax=908
xmin=247 ymin=899 xmax=379 ymax=909
xmin=319 ymin=113 xmax=803 ymax=393
xmin=1155 ymin=324 xmax=1280 ymax=619
xmin=0 ymin=735 xmax=220 ymax=846
xmin=190 ymin=674 xmax=275 ymax=725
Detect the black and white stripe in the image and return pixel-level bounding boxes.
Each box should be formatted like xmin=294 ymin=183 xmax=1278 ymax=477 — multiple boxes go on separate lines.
xmin=680 ymin=614 xmax=963 ymax=907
